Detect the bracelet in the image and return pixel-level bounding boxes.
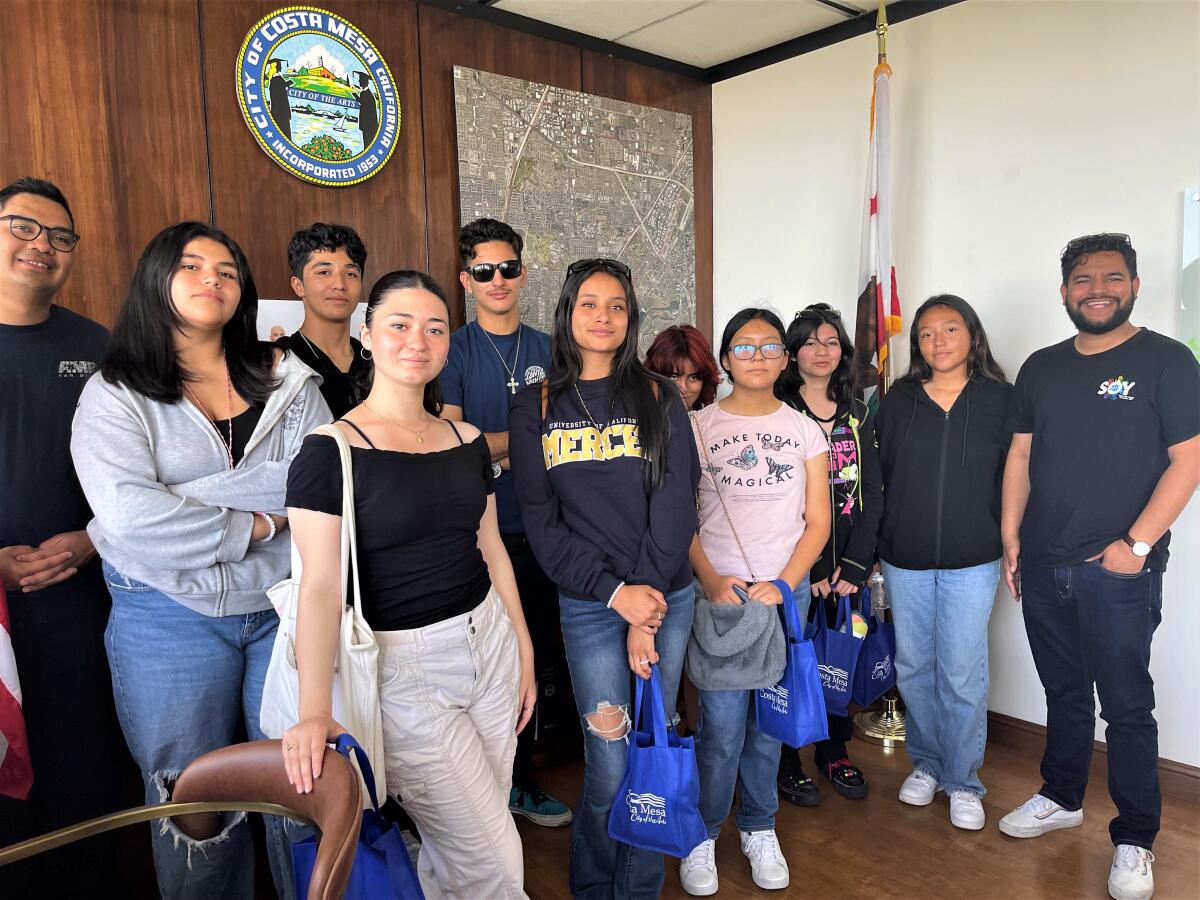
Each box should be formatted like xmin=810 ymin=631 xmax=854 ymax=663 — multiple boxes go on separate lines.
xmin=606 ymin=581 xmax=625 ymax=608
xmin=255 ymin=512 xmax=277 ymax=543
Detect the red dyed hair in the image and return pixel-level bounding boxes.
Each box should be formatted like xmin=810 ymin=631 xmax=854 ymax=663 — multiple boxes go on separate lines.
xmin=644 ymin=324 xmax=721 ymax=409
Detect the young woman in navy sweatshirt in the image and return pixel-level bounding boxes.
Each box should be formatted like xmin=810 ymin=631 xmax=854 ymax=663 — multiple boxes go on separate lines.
xmin=510 ymin=258 xmax=699 ymax=899
xmin=874 ymin=294 xmax=1012 ymax=832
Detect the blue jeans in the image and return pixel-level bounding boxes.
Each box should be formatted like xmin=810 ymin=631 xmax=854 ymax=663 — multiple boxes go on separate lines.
xmin=103 ymin=563 xmax=297 ymax=900
xmin=696 ymin=689 xmax=781 ymax=838
xmin=1020 ymin=561 xmax=1163 ymax=850
xmin=560 ymin=584 xmax=694 ymax=900
xmin=883 ymin=559 xmax=1000 ymax=796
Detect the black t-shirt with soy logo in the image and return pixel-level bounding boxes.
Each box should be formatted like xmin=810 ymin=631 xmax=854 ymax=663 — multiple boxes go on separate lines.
xmin=1006 ymin=328 xmax=1200 ymax=571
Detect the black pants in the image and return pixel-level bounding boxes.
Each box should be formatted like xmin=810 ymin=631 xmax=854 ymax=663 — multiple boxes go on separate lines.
xmin=501 ymin=532 xmax=576 ymax=787
xmin=1021 ymin=561 xmax=1162 ymax=850
xmin=0 ymin=570 xmax=139 ymax=894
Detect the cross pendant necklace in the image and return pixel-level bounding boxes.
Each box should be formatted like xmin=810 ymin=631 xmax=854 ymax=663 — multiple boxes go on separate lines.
xmin=480 ymin=324 xmax=523 ymax=395
xmin=507 ymin=373 xmax=520 ymax=394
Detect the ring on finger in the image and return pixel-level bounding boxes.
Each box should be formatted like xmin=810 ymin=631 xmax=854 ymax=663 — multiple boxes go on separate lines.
xmin=285 ymin=741 xmax=296 ymax=751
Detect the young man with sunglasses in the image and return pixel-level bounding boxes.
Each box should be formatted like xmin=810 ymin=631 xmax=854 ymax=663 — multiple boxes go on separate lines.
xmin=276 ymin=222 xmax=370 ymax=418
xmin=1000 ymin=233 xmax=1200 ymax=900
xmin=442 ymin=218 xmax=571 ymax=828
xmin=0 ymin=177 xmax=131 ymax=892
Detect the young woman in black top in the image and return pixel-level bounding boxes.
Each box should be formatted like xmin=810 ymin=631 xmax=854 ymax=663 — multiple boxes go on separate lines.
xmin=282 ymin=271 xmax=536 ymax=899
xmin=509 ymin=259 xmax=698 ymax=899
xmin=775 ymin=303 xmax=884 ymax=805
xmin=874 ymin=294 xmax=1011 ymax=832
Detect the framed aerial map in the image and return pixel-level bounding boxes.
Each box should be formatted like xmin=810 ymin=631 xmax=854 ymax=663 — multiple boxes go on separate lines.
xmin=453 ymin=66 xmax=696 ymax=346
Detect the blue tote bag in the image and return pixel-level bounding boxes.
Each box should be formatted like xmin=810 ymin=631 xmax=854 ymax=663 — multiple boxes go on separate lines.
xmin=851 ymin=588 xmax=896 ymax=706
xmin=292 ymin=733 xmax=424 ymax=900
xmin=754 ymin=580 xmax=829 ymax=747
xmin=806 ymin=593 xmax=863 ymax=717
xmin=607 ymin=664 xmax=707 ymax=858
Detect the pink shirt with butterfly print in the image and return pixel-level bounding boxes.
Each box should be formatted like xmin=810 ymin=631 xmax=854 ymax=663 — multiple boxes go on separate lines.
xmin=692 ymin=401 xmax=827 ymax=582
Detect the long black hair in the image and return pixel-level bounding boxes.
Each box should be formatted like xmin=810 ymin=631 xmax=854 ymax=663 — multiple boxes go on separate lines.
xmin=547 ymin=261 xmax=674 ymax=490
xmin=102 ymin=222 xmax=277 ymax=404
xmin=900 ymin=294 xmax=1008 ymax=384
xmin=362 ymin=270 xmax=446 ymax=416
xmin=776 ymin=303 xmax=857 ymax=405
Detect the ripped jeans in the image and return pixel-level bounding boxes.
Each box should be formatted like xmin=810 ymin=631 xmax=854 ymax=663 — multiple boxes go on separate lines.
xmin=559 ymin=585 xmax=694 ymax=900
xmin=103 ymin=563 xmax=297 ymax=900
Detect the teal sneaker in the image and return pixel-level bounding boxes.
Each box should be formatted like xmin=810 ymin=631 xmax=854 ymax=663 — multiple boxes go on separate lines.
xmin=509 ymin=783 xmax=573 ymax=827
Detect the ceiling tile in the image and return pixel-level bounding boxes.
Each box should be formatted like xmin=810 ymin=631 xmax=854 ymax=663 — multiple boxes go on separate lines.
xmin=494 ymin=0 xmax=702 ymax=42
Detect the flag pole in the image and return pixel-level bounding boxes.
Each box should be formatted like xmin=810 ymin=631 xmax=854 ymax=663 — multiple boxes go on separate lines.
xmin=877 ymin=0 xmax=888 ymax=64
xmin=877 ymin=0 xmax=892 ymax=391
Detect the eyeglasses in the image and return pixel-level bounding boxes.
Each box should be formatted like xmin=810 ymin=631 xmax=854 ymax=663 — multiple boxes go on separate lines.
xmin=567 ymin=258 xmax=632 ymax=280
xmin=730 ymin=343 xmax=786 ymax=360
xmin=466 ymin=259 xmax=522 ymax=283
xmin=1 ymin=215 xmax=80 ymax=252
xmin=1065 ymin=232 xmax=1131 ymax=249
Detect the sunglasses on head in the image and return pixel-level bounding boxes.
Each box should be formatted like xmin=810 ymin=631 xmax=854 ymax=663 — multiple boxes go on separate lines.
xmin=795 ymin=304 xmax=841 ymax=320
xmin=466 ymin=259 xmax=522 ymax=283
xmin=1065 ymin=232 xmax=1131 ymax=250
xmin=567 ymin=257 xmax=632 ymax=280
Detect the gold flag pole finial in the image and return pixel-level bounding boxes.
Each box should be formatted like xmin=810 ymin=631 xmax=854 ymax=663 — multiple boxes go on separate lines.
xmin=876 ymin=1 xmax=889 ymax=63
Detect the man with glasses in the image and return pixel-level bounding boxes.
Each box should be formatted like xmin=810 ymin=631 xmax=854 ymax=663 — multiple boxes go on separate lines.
xmin=441 ymin=218 xmax=573 ymax=828
xmin=0 ymin=177 xmax=130 ymax=892
xmin=1000 ymin=233 xmax=1200 ymax=900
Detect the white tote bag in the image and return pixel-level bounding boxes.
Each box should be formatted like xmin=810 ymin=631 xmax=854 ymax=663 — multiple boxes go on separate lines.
xmin=260 ymin=423 xmax=387 ymax=803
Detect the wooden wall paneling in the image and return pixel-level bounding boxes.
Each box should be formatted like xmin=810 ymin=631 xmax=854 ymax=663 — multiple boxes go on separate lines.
xmin=581 ymin=52 xmax=714 ymax=342
xmin=416 ymin=3 xmax=582 ymax=328
xmin=199 ymin=0 xmax=428 ymax=301
xmin=101 ymin=0 xmax=212 ymax=325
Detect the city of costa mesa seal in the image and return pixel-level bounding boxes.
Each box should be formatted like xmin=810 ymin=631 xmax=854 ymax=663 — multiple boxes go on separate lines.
xmin=235 ymin=6 xmax=400 ymax=186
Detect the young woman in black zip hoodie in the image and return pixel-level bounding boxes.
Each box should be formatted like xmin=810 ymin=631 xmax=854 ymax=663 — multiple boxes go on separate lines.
xmin=875 ymin=294 xmax=1012 ymax=832
xmin=774 ymin=304 xmax=884 ymax=806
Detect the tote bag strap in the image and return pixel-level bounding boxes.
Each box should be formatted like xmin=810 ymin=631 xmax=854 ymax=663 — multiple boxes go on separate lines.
xmin=334 ymin=732 xmax=381 ymax=812
xmin=773 ymin=579 xmax=803 ymax=642
xmin=690 ymin=410 xmax=758 ymax=583
xmin=634 ymin=664 xmax=670 ymax=748
xmin=834 ymin=594 xmax=853 ymax=632
xmin=311 ymin=423 xmax=365 ymax=619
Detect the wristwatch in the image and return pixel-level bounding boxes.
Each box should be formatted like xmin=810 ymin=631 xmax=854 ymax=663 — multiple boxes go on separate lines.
xmin=1122 ymin=534 xmax=1151 ymax=558
xmin=492 ymin=462 xmax=503 ymax=479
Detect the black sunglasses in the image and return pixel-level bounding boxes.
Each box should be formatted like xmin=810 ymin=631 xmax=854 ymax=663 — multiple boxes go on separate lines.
xmin=567 ymin=257 xmax=632 ymax=280
xmin=466 ymin=259 xmax=522 ymax=283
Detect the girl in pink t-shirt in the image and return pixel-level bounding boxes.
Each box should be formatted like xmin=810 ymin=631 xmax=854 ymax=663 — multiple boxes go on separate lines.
xmin=680 ymin=308 xmax=829 ymax=895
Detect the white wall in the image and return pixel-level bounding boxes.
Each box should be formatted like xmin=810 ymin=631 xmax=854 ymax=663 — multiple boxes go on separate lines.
xmin=713 ymin=0 xmax=1200 ymax=765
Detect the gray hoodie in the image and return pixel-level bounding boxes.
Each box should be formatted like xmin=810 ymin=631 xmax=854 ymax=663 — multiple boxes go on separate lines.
xmin=71 ymin=352 xmax=331 ymax=616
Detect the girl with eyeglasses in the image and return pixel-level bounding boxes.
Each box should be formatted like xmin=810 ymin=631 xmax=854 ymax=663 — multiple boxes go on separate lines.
xmin=875 ymin=294 xmax=1011 ymax=831
xmin=681 ymin=308 xmax=830 ymax=896
xmin=509 ymin=258 xmax=699 ymax=899
xmin=772 ymin=303 xmax=884 ymax=806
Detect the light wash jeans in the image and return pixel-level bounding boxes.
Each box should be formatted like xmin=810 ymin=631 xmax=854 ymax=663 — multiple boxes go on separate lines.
xmin=102 ymin=562 xmax=296 ymax=900
xmin=882 ymin=559 xmax=1000 ymax=797
xmin=559 ymin=584 xmax=694 ymax=900
xmin=377 ymin=589 xmax=525 ymax=900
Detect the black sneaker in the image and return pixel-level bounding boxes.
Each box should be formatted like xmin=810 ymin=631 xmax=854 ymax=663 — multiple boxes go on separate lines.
xmin=777 ymin=757 xmax=822 ymax=807
xmin=509 ymin=782 xmax=573 ymax=827
xmin=820 ymin=758 xmax=868 ymax=800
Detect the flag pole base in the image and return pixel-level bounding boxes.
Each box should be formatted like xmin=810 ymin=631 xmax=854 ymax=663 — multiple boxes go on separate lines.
xmin=854 ymin=695 xmax=906 ymax=748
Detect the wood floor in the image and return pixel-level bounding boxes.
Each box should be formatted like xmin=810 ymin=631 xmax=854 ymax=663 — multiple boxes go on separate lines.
xmin=517 ymin=740 xmax=1199 ymax=899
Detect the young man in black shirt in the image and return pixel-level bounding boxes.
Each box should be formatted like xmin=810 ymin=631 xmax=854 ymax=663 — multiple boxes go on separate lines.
xmin=276 ymin=222 xmax=370 ymax=418
xmin=1000 ymin=233 xmax=1200 ymax=900
xmin=0 ymin=177 xmax=131 ymax=892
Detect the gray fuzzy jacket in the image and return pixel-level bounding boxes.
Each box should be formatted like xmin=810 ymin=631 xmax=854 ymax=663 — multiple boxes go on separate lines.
xmin=71 ymin=353 xmax=331 ymax=616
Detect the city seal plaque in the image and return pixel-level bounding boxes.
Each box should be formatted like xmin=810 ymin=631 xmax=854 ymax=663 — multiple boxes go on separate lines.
xmin=235 ymin=6 xmax=400 ymax=186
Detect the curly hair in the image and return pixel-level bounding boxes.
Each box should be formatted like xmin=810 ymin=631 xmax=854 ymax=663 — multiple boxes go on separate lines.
xmin=1060 ymin=233 xmax=1137 ymax=284
xmin=644 ymin=324 xmax=721 ymax=409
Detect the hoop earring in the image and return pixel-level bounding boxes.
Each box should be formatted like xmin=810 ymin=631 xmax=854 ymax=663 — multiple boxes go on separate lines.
xmin=360 ymin=346 xmax=373 ymax=361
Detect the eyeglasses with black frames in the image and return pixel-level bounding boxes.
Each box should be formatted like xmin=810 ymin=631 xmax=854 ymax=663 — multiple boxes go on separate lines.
xmin=1 ymin=215 xmax=80 ymax=252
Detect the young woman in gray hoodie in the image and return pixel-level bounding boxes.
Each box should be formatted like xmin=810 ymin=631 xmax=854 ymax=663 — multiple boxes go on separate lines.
xmin=71 ymin=222 xmax=330 ymax=900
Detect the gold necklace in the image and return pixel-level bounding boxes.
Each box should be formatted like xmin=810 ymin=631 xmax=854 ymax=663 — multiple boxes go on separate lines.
xmin=363 ymin=400 xmax=434 ymax=443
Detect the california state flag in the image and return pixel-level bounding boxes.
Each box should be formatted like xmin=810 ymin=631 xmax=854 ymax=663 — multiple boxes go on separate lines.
xmin=853 ymin=57 xmax=902 ymax=396
xmin=0 ymin=582 xmax=33 ymax=799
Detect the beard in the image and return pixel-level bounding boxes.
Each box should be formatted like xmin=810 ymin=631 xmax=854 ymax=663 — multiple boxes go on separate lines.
xmin=1064 ymin=293 xmax=1136 ymax=335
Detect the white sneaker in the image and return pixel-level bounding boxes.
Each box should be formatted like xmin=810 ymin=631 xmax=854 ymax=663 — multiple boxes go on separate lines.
xmin=739 ymin=829 xmax=789 ymax=890
xmin=1108 ymin=845 xmax=1155 ymax=900
xmin=898 ymin=768 xmax=938 ymax=806
xmin=998 ymin=793 xmax=1084 ymax=838
xmin=949 ymin=790 xmax=985 ymax=830
xmin=679 ymin=838 xmax=718 ymax=896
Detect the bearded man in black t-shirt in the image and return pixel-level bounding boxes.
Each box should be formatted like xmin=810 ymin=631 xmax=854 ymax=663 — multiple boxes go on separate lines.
xmin=999 ymin=233 xmax=1200 ymax=900
xmin=0 ymin=177 xmax=133 ymax=892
